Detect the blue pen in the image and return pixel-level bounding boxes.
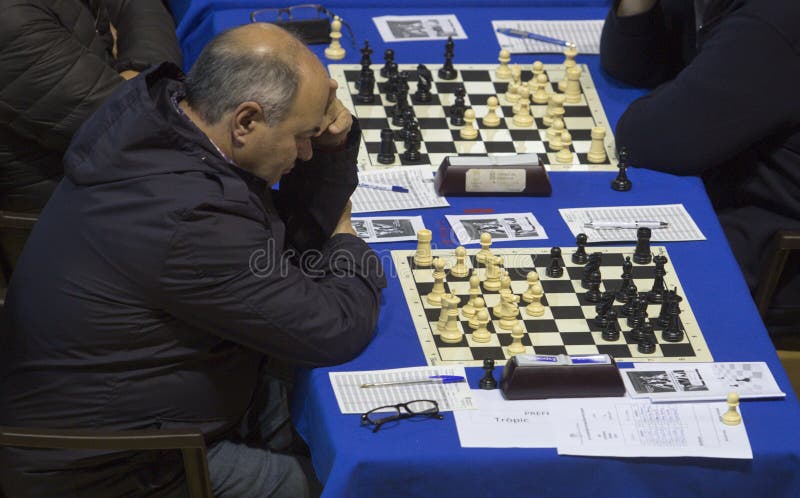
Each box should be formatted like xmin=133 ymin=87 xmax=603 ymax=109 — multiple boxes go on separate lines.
xmin=358 ymin=181 xmax=409 ymax=193
xmin=360 ymin=375 xmax=465 ymax=388
xmin=496 ymin=27 xmax=576 ymax=49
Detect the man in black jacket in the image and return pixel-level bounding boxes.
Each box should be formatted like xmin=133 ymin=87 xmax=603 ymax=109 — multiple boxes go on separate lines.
xmin=0 ymin=0 xmax=182 ymax=278
xmin=601 ymin=0 xmax=800 ymax=342
xmin=0 ymin=23 xmax=385 ymax=497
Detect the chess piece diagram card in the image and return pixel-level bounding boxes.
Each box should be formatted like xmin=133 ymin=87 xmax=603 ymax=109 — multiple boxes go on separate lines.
xmin=445 ymin=212 xmax=548 ymax=245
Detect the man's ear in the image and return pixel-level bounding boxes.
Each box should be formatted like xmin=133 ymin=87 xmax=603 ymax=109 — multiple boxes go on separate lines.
xmin=231 ymin=101 xmax=262 ymax=144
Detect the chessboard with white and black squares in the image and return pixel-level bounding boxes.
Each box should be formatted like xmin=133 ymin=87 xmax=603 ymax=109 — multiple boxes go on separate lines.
xmin=329 ymin=63 xmax=618 ymax=172
xmin=392 ymin=246 xmax=712 ymax=367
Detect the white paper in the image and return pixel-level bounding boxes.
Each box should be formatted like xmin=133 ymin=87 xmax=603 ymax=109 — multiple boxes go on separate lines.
xmin=374 ymin=15 xmax=467 ymax=43
xmin=352 ymin=215 xmax=426 ymax=243
xmin=553 ymin=397 xmax=752 ymax=459
xmin=351 ymin=166 xmax=449 ymax=213
xmin=454 ymin=390 xmax=555 ymax=448
xmin=621 ymin=362 xmax=785 ymax=402
xmin=492 ymin=20 xmax=604 ymax=54
xmin=329 ymin=366 xmax=475 ymax=414
xmin=445 ymin=212 xmax=548 ymax=245
xmin=559 ymin=204 xmax=706 ymax=242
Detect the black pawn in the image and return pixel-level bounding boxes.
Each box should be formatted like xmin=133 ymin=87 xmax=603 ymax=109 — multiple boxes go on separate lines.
xmin=662 ymin=306 xmax=684 ymax=342
xmin=401 ymin=130 xmax=422 ymax=163
xmin=602 ymin=310 xmax=621 ymax=341
xmin=572 ymin=233 xmax=589 ymax=264
xmin=633 ymin=227 xmax=652 ymax=264
xmin=611 ymin=147 xmax=632 ymax=191
xmin=449 ymin=85 xmax=466 ymax=126
xmin=637 ymin=335 xmax=656 ymax=354
xmin=585 ymin=270 xmax=602 ymax=303
xmin=480 ymin=358 xmax=497 ymax=390
xmin=546 ymin=247 xmax=564 ymax=278
xmin=438 ymin=36 xmax=457 ymax=80
xmin=380 ymin=49 xmax=395 ymax=78
xmin=377 ymin=128 xmax=396 ymax=165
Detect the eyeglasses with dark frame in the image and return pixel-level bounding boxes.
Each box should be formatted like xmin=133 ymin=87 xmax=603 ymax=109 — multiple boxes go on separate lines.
xmin=249 ymin=4 xmax=356 ymax=48
xmin=360 ymin=400 xmax=444 ymax=433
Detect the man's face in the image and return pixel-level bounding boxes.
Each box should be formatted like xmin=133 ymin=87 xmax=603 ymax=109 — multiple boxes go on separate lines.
xmin=237 ymin=75 xmax=329 ymax=185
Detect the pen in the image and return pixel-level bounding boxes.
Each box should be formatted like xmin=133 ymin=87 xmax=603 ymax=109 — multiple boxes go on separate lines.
xmin=360 ymin=375 xmax=465 ymax=388
xmin=584 ymin=220 xmax=670 ymax=229
xmin=358 ymin=182 xmax=409 ymax=193
xmin=495 ymin=27 xmax=576 ymax=49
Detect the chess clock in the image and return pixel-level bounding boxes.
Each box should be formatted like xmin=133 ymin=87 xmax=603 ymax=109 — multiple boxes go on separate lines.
xmin=500 ymin=354 xmax=625 ymax=399
xmin=435 ymin=154 xmax=552 ymax=196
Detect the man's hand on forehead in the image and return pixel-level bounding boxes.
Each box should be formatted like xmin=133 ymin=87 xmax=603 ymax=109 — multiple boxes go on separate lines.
xmin=312 ymin=78 xmax=353 ymax=147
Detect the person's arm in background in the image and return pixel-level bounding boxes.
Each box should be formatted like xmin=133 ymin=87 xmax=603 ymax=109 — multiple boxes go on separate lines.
xmin=0 ymin=4 xmax=123 ymax=152
xmin=615 ymin=12 xmax=800 ymax=174
xmin=104 ymin=0 xmax=182 ymax=77
xmin=600 ymin=0 xmax=693 ymax=86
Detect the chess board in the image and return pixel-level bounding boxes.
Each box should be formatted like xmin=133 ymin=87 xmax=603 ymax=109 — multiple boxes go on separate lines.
xmin=329 ymin=63 xmax=618 ymax=172
xmin=392 ymin=246 xmax=712 ymax=367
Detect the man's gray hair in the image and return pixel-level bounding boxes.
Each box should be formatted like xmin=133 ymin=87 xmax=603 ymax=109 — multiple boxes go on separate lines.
xmin=184 ymin=28 xmax=300 ymax=126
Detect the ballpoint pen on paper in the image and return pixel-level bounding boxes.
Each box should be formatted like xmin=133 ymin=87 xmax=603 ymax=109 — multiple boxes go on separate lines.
xmin=358 ymin=182 xmax=409 ymax=193
xmin=495 ymin=27 xmax=576 ymax=49
xmin=360 ymin=375 xmax=466 ymax=388
xmin=584 ymin=220 xmax=670 ymax=229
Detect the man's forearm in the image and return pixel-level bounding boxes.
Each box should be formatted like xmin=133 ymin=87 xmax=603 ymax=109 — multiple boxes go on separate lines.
xmin=616 ymin=0 xmax=658 ymax=17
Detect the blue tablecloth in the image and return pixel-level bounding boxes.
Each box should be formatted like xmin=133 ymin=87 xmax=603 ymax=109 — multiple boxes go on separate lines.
xmin=172 ymin=2 xmax=800 ymax=497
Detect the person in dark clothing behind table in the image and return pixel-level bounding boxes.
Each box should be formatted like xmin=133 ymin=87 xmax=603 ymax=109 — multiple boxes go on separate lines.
xmin=601 ymin=0 xmax=800 ymax=343
xmin=0 ymin=0 xmax=182 ymax=277
xmin=0 ymin=23 xmax=386 ymax=497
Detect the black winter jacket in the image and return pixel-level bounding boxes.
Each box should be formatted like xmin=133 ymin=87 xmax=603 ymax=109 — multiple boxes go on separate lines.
xmin=0 ymin=0 xmax=181 ymax=211
xmin=0 ymin=63 xmax=386 ymax=496
xmin=601 ymin=0 xmax=800 ymax=319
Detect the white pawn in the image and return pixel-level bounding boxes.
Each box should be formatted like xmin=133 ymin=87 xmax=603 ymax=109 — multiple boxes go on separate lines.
xmin=476 ymin=233 xmax=493 ymax=264
xmin=496 ymin=49 xmax=512 ymax=79
xmin=565 ymin=65 xmax=583 ymax=103
xmin=460 ymin=109 xmax=479 ymax=140
xmin=324 ymin=16 xmax=346 ymax=60
xmin=531 ymin=73 xmax=550 ymax=105
xmin=482 ymin=96 xmax=501 ymax=128
xmin=512 ymin=99 xmax=533 ymax=127
xmin=525 ymin=281 xmax=545 ymax=317
xmin=471 ymin=309 xmax=492 ymax=343
xmin=468 ymin=297 xmax=487 ymax=329
xmin=721 ymin=392 xmax=742 ymax=426
xmin=450 ymin=246 xmax=470 ymax=278
xmin=507 ymin=323 xmax=526 ymax=355
xmin=556 ymin=131 xmax=574 ymax=163
xmin=547 ymin=120 xmax=565 ymax=151
xmin=522 ymin=271 xmax=540 ymax=303
xmin=528 ymin=61 xmax=545 ymax=92
xmin=588 ymin=127 xmax=608 ymax=163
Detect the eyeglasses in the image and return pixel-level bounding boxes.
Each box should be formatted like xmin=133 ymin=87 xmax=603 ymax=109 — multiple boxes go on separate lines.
xmin=250 ymin=4 xmax=355 ymax=47
xmin=360 ymin=400 xmax=443 ymax=433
